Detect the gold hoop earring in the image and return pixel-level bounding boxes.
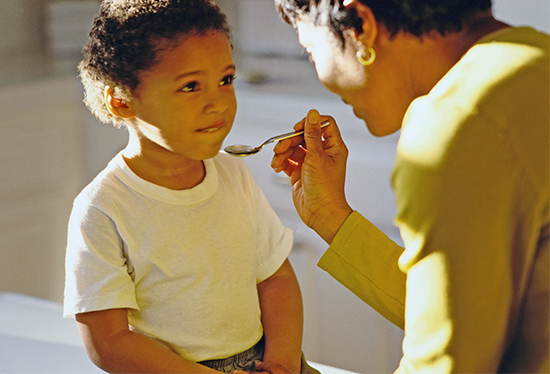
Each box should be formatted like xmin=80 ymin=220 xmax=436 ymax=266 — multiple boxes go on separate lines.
xmin=357 ymin=47 xmax=376 ymax=66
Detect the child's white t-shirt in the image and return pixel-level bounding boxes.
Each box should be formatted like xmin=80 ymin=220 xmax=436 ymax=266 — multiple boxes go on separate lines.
xmin=63 ymin=152 xmax=293 ymax=362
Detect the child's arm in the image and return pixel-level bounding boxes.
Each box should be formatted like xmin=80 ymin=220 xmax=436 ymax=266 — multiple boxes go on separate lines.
xmin=257 ymin=259 xmax=304 ymax=374
xmin=75 ymin=308 xmax=218 ymax=374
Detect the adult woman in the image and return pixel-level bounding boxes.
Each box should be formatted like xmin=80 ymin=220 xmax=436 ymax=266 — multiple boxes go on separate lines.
xmin=269 ymin=0 xmax=549 ymax=372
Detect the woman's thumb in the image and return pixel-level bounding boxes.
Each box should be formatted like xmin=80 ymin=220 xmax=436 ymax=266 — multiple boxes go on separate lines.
xmin=304 ymin=109 xmax=324 ymax=154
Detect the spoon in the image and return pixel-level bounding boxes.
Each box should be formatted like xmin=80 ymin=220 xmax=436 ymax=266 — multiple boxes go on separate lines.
xmin=224 ymin=120 xmax=331 ymax=157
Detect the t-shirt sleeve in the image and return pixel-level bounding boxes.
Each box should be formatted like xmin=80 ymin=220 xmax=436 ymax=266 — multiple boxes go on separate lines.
xmin=63 ymin=198 xmax=139 ymax=317
xmin=239 ymin=164 xmax=293 ymax=283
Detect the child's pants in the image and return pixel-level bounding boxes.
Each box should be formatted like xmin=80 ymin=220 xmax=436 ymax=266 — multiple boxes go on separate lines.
xmin=198 ymin=336 xmax=321 ymax=373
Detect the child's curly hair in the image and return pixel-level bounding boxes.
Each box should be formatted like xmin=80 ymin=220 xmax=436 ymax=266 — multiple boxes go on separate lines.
xmin=79 ymin=0 xmax=230 ymax=127
xmin=275 ymin=0 xmax=492 ymax=46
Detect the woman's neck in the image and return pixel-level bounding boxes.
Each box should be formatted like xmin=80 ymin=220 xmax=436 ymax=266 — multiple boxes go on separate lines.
xmin=412 ymin=13 xmax=509 ymax=98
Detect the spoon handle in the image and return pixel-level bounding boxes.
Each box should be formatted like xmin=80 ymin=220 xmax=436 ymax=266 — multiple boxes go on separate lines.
xmin=263 ymin=120 xmax=331 ymax=145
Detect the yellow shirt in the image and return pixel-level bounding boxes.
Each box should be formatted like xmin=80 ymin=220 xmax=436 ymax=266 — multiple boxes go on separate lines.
xmin=319 ymin=27 xmax=549 ymax=373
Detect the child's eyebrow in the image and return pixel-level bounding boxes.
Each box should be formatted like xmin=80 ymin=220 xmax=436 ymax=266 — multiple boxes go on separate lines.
xmin=174 ymin=64 xmax=236 ymax=81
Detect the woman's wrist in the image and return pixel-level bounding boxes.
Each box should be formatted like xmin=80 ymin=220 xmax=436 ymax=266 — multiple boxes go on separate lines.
xmin=310 ymin=205 xmax=353 ymax=244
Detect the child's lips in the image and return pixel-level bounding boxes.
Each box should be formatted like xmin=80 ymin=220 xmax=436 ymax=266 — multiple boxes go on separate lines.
xmin=198 ymin=121 xmax=225 ymax=133
xmin=201 ymin=127 xmax=220 ymax=133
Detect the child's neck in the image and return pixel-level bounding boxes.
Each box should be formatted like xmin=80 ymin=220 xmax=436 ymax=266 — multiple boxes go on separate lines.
xmin=122 ymin=137 xmax=206 ymax=191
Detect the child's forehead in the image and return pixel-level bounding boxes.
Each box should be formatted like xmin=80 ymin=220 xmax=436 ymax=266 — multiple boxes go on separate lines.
xmin=138 ymin=31 xmax=233 ymax=78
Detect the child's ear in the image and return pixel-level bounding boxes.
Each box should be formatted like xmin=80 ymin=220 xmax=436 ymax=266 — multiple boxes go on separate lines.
xmin=104 ymin=86 xmax=135 ymax=118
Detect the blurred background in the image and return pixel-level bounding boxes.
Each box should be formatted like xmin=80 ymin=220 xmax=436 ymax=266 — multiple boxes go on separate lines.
xmin=0 ymin=0 xmax=548 ymax=372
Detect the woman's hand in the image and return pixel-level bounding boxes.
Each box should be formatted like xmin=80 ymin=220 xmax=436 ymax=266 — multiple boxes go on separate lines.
xmin=271 ymin=109 xmax=353 ymax=244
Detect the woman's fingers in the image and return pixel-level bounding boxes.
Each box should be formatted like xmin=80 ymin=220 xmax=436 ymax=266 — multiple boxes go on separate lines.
xmin=272 ymin=137 xmax=306 ymax=174
xmin=292 ymin=109 xmax=352 ymax=243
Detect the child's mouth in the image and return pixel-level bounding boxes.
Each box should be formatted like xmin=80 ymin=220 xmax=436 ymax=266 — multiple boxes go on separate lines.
xmin=199 ymin=121 xmax=225 ymax=133
xmin=201 ymin=127 xmax=220 ymax=133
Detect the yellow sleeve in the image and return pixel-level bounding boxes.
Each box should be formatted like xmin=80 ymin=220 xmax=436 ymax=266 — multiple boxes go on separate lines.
xmin=318 ymin=211 xmax=406 ymax=329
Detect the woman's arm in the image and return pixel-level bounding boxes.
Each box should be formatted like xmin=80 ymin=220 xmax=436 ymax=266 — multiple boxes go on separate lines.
xmin=257 ymin=259 xmax=303 ymax=374
xmin=75 ymin=308 xmax=218 ymax=374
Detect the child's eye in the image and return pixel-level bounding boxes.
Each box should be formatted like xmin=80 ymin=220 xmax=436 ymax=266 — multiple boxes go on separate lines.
xmin=220 ymin=74 xmax=236 ymax=86
xmin=181 ymin=82 xmax=199 ymax=92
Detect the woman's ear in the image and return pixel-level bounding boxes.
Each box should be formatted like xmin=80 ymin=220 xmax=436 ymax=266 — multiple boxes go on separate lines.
xmin=343 ymin=0 xmax=378 ymax=49
xmin=104 ymin=86 xmax=135 ymax=118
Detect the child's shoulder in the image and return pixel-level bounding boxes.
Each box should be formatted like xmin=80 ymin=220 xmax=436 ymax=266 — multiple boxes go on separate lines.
xmin=74 ymin=153 xmax=127 ymax=208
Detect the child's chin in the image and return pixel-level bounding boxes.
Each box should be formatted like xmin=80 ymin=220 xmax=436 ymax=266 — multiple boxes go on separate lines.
xmin=200 ymin=147 xmax=223 ymax=160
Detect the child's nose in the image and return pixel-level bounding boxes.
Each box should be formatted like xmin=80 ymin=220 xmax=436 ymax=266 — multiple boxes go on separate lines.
xmin=205 ymin=87 xmax=230 ymax=113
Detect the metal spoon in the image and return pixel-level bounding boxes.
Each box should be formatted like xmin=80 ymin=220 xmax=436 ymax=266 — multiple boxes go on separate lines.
xmin=224 ymin=120 xmax=330 ymax=157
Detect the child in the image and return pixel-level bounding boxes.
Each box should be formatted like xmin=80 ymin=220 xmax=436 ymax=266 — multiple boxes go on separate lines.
xmin=63 ymin=1 xmax=316 ymax=373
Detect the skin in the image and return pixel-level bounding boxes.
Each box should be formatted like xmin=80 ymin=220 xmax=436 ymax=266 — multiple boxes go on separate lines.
xmin=271 ymin=0 xmax=509 ymax=244
xmin=77 ymin=31 xmax=303 ymax=374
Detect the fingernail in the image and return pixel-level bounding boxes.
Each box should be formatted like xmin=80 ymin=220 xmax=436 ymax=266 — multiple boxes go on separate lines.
xmin=309 ymin=110 xmax=319 ymax=124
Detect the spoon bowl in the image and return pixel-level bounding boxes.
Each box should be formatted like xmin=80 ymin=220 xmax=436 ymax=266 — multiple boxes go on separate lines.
xmin=224 ymin=120 xmax=330 ymax=157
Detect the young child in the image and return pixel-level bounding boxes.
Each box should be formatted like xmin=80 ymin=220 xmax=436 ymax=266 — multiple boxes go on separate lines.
xmin=63 ymin=1 xmax=316 ymax=373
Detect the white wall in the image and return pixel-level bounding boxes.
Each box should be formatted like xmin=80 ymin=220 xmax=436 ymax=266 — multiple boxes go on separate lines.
xmin=493 ymin=0 xmax=550 ymax=33
xmin=0 ymin=0 xmax=51 ymax=85
xmin=0 ymin=77 xmax=84 ymax=302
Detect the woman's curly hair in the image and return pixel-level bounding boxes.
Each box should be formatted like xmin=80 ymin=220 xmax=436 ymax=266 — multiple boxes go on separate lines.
xmin=275 ymin=0 xmax=492 ymax=46
xmin=79 ymin=0 xmax=230 ymax=126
